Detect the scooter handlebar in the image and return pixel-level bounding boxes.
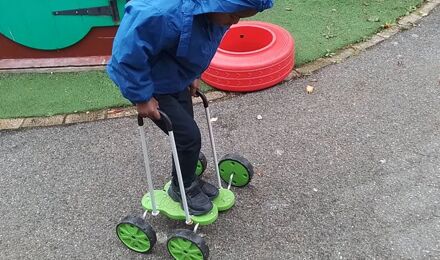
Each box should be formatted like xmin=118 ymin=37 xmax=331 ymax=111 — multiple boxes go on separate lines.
xmin=195 ymin=90 xmax=209 ymax=108
xmin=137 ymin=89 xmax=208 ymax=130
xmin=137 ymin=111 xmax=173 ymax=132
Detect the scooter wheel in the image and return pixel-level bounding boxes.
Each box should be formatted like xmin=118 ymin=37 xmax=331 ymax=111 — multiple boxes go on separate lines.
xmin=116 ymin=216 xmax=156 ymax=253
xmin=167 ymin=229 xmax=209 ymax=260
xmin=196 ymin=152 xmax=207 ymax=176
xmin=218 ymin=154 xmax=254 ymax=187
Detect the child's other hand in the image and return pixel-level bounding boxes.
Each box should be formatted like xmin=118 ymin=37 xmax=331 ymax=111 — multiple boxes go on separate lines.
xmin=136 ymin=98 xmax=161 ymax=120
xmin=189 ymin=78 xmax=200 ymax=97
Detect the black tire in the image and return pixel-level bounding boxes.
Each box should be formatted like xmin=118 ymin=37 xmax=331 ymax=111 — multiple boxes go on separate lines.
xmin=196 ymin=151 xmax=208 ymax=176
xmin=116 ymin=215 xmax=157 ymax=253
xmin=218 ymin=153 xmax=254 ymax=187
xmin=167 ymin=229 xmax=209 ymax=260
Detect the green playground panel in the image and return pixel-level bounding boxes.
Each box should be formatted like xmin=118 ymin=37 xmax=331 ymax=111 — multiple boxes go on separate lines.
xmin=0 ymin=0 xmax=126 ymax=49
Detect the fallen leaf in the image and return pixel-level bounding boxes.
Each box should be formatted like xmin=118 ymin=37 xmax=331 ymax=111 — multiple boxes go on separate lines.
xmin=108 ymin=109 xmax=124 ymax=114
xmin=306 ymin=85 xmax=314 ymax=94
xmin=323 ymin=26 xmax=336 ymax=39
xmin=324 ymin=49 xmax=336 ymax=57
xmin=276 ymin=149 xmax=284 ymax=156
xmin=408 ymin=5 xmax=417 ymax=12
xmin=382 ymin=23 xmax=393 ymax=29
xmin=368 ymin=16 xmax=380 ymax=22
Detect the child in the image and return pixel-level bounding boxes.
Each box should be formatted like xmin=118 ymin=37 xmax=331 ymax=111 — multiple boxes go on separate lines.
xmin=107 ymin=0 xmax=273 ymax=215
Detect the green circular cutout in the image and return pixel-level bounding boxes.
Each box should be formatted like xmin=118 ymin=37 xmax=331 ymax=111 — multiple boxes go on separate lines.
xmin=168 ymin=237 xmax=204 ymax=260
xmin=117 ymin=223 xmax=151 ymax=253
xmin=219 ymin=160 xmax=250 ymax=187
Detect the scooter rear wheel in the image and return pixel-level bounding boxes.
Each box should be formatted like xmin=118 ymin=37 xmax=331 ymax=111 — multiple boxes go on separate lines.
xmin=196 ymin=152 xmax=207 ymax=176
xmin=218 ymin=154 xmax=254 ymax=187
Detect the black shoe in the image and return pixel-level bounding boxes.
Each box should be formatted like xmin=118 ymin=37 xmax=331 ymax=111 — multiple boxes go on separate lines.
xmin=197 ymin=178 xmax=219 ymax=200
xmin=167 ymin=181 xmax=213 ymax=216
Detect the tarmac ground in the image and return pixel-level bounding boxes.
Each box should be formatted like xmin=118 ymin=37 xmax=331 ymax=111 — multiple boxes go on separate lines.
xmin=0 ymin=6 xmax=439 ymax=260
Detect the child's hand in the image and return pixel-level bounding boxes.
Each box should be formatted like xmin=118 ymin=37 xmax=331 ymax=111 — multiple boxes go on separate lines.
xmin=189 ymin=78 xmax=200 ymax=97
xmin=136 ymin=98 xmax=161 ymax=120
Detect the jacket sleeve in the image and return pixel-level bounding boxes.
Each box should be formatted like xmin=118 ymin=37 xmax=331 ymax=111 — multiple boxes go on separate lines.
xmin=107 ymin=5 xmax=176 ymax=104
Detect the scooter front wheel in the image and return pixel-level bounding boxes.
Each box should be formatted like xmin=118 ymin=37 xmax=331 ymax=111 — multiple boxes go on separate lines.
xmin=167 ymin=229 xmax=209 ymax=260
xmin=116 ymin=216 xmax=156 ymax=253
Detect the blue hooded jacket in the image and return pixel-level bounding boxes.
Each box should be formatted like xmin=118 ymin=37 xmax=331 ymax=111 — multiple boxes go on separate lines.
xmin=107 ymin=0 xmax=273 ymax=103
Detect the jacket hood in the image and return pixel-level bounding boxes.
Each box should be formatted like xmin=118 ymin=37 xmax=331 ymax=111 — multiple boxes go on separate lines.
xmin=186 ymin=0 xmax=273 ymax=15
xmin=177 ymin=0 xmax=274 ymax=57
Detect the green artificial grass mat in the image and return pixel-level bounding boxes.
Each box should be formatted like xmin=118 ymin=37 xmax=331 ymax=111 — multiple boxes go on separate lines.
xmin=0 ymin=0 xmax=424 ymax=119
xmin=252 ymin=0 xmax=423 ymax=65
xmin=0 ymin=71 xmax=130 ymax=118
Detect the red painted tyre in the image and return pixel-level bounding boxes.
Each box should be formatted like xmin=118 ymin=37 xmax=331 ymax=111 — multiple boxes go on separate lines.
xmin=202 ymin=21 xmax=295 ymax=92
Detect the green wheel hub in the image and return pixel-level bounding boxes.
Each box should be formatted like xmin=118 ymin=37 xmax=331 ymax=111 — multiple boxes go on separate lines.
xmin=167 ymin=229 xmax=209 ymax=260
xmin=219 ymin=160 xmax=249 ymax=186
xmin=117 ymin=224 xmax=151 ymax=252
xmin=116 ymin=216 xmax=156 ymax=253
xmin=218 ymin=154 xmax=254 ymax=187
xmin=196 ymin=152 xmax=207 ymax=176
xmin=168 ymin=237 xmax=204 ymax=259
xmin=195 ymin=160 xmax=204 ymax=176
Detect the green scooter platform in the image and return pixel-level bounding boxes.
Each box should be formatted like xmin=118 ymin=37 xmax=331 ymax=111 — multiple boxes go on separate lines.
xmin=212 ymin=188 xmax=236 ymax=211
xmin=163 ymin=181 xmax=235 ymax=212
xmin=142 ymin=190 xmax=218 ymax=225
xmin=141 ymin=184 xmax=235 ymax=225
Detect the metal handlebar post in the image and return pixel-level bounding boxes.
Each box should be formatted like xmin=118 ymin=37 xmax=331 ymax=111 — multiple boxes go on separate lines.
xmin=159 ymin=110 xmax=193 ymax=225
xmin=138 ymin=113 xmax=192 ymax=224
xmin=137 ymin=116 xmax=159 ymax=216
xmin=158 ymin=111 xmax=193 ymax=224
xmin=195 ymin=90 xmax=223 ymax=189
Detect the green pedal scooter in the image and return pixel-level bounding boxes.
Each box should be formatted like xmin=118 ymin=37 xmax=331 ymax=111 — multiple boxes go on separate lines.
xmin=116 ymin=91 xmax=254 ymax=260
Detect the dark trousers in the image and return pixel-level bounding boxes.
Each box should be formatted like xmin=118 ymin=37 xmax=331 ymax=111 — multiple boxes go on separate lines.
xmin=153 ymin=89 xmax=201 ymax=187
